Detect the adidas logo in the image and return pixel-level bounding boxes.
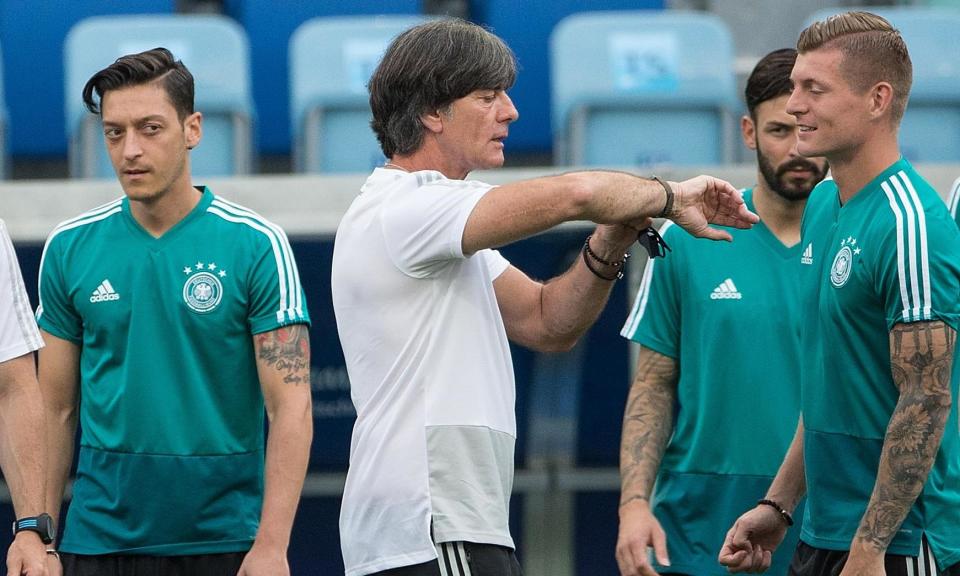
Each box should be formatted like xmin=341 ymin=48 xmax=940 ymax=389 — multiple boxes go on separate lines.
xmin=710 ymin=278 xmax=742 ymax=300
xmin=801 ymin=243 xmax=814 ymax=265
xmin=89 ymin=279 xmax=120 ymax=303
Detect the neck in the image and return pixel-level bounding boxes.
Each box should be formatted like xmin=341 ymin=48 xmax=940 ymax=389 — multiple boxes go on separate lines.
xmin=128 ymin=180 xmax=201 ymax=238
xmin=751 ymin=180 xmax=806 ymax=247
xmin=387 ymin=134 xmax=471 ymax=180
xmin=828 ymin=133 xmax=900 ymax=205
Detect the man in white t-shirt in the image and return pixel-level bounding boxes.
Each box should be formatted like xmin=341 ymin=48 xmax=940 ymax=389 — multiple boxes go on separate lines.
xmin=331 ymin=18 xmax=759 ymax=576
xmin=0 ymin=220 xmax=51 ymax=575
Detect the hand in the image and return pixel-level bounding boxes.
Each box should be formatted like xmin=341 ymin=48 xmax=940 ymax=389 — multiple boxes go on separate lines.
xmin=6 ymin=532 xmax=48 ymax=576
xmin=671 ymin=176 xmax=759 ymax=241
xmin=236 ymin=542 xmax=289 ymax=576
xmin=718 ymin=506 xmax=788 ymax=573
xmin=45 ymin=552 xmax=61 ymax=576
xmin=615 ymin=499 xmax=670 ymax=576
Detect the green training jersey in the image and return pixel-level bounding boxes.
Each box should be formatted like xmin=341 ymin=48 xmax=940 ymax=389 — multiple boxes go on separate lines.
xmin=924 ymin=177 xmax=960 ymax=571
xmin=621 ymin=189 xmax=804 ymax=575
xmin=36 ymin=187 xmax=310 ymax=555
xmin=799 ymin=159 xmax=960 ymax=555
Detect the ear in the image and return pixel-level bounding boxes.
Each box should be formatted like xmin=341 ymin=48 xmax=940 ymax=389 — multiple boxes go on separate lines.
xmin=184 ymin=111 xmax=202 ymax=150
xmin=741 ymin=114 xmax=757 ymax=151
xmin=420 ymin=108 xmax=444 ymax=135
xmin=868 ymin=82 xmax=895 ymax=120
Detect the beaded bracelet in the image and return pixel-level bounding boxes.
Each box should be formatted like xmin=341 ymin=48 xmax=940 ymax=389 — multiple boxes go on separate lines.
xmin=757 ymin=499 xmax=794 ymax=527
xmin=582 ymin=235 xmax=629 ymax=281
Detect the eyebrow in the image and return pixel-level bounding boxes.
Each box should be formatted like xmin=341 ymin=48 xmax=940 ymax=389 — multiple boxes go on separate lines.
xmin=102 ymin=114 xmax=167 ymax=127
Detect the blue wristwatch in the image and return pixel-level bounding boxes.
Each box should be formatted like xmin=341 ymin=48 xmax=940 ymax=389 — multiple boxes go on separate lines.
xmin=12 ymin=513 xmax=54 ymax=544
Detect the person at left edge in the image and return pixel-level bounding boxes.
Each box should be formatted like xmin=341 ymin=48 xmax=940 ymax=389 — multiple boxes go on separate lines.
xmin=35 ymin=48 xmax=312 ymax=576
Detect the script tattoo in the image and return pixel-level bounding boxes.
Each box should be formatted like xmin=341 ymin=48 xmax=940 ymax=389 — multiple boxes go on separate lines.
xmin=856 ymin=321 xmax=954 ymax=550
xmin=256 ymin=324 xmax=311 ymax=385
xmin=619 ymin=348 xmax=678 ymax=508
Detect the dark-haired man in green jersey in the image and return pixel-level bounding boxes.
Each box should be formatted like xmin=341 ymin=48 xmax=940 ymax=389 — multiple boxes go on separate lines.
xmin=36 ymin=48 xmax=312 ymax=576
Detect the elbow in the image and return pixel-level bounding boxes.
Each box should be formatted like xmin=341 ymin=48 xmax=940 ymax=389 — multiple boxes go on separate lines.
xmin=530 ymin=330 xmax=581 ymax=354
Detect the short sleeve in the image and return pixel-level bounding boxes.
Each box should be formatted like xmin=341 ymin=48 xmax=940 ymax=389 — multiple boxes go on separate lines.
xmin=35 ymin=231 xmax=83 ymax=344
xmin=381 ymin=175 xmax=493 ymax=277
xmin=247 ymin=224 xmax=311 ymax=335
xmin=481 ymin=249 xmax=510 ymax=281
xmin=620 ymin=222 xmax=682 ymax=359
xmin=874 ymin=207 xmax=960 ymax=331
xmin=0 ymin=222 xmax=43 ymax=361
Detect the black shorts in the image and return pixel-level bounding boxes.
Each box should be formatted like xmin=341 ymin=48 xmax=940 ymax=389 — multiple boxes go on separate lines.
xmin=789 ymin=536 xmax=946 ymax=576
xmin=60 ymin=551 xmax=246 ymax=576
xmin=370 ymin=542 xmax=522 ymax=576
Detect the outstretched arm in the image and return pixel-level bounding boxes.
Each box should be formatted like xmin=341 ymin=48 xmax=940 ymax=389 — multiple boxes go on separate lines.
xmin=841 ymin=320 xmax=954 ymax=574
xmin=463 ymin=172 xmax=757 ymax=255
xmin=240 ymin=324 xmax=313 ymax=576
xmin=616 ymin=347 xmax=678 ymax=576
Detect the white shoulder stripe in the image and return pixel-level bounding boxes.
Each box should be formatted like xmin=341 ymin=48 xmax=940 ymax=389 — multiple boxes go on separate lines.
xmin=949 ymin=176 xmax=960 ymax=221
xmin=50 ymin=197 xmax=123 ymax=232
xmin=881 ymin=171 xmax=931 ymax=322
xmin=896 ymin=172 xmax=931 ymax=319
xmin=37 ymin=203 xmax=124 ymax=322
xmin=207 ymin=205 xmax=304 ymax=323
xmin=210 ymin=198 xmax=303 ymax=320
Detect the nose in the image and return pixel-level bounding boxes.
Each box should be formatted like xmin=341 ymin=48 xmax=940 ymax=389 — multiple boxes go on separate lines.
xmin=122 ymin=131 xmax=143 ymax=160
xmin=498 ymin=91 xmax=519 ymax=123
xmin=785 ymin=89 xmax=803 ymax=118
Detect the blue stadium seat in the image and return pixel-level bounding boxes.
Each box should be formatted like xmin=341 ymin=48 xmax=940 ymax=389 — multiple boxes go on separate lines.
xmin=64 ymin=15 xmax=255 ymax=178
xmin=225 ymin=0 xmax=420 ymax=156
xmin=551 ymin=11 xmax=737 ymax=167
xmin=471 ymin=0 xmax=664 ymax=157
xmin=804 ymin=7 xmax=960 ymax=163
xmin=289 ymin=15 xmax=428 ymax=173
xmin=0 ymin=1 xmax=174 ymax=157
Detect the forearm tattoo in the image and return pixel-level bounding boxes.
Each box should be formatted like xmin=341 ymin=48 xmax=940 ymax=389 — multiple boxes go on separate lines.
xmin=256 ymin=324 xmax=311 ymax=385
xmin=619 ymin=349 xmax=678 ymax=508
xmin=857 ymin=321 xmax=955 ymax=550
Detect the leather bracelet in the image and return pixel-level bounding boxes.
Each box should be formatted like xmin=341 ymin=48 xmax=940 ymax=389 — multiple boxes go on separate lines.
xmin=757 ymin=498 xmax=794 ymax=527
xmin=652 ymin=176 xmax=674 ymax=218
xmin=582 ymin=235 xmax=629 ymax=281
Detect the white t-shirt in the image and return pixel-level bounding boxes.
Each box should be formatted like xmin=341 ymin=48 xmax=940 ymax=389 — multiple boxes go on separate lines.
xmin=332 ymin=168 xmax=517 ymax=576
xmin=0 ymin=220 xmax=43 ymax=362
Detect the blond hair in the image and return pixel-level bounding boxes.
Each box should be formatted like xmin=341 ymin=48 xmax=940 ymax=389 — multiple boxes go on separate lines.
xmin=797 ymin=11 xmax=912 ymax=123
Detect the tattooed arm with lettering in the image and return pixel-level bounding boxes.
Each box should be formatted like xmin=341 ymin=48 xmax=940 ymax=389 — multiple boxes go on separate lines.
xmin=238 ymin=324 xmax=313 ymax=576
xmin=615 ymin=346 xmax=678 ymax=576
xmin=841 ymin=320 xmax=955 ymax=576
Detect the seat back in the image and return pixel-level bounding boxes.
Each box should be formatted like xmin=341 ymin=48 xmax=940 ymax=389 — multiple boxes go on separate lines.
xmin=65 ymin=14 xmax=255 ymax=178
xmin=804 ymin=7 xmax=960 ymax=163
xmin=551 ymin=11 xmax=737 ymax=167
xmin=289 ymin=15 xmax=428 ymax=173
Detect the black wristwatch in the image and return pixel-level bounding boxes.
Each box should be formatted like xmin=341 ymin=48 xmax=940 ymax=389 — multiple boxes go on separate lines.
xmin=12 ymin=513 xmax=55 ymax=544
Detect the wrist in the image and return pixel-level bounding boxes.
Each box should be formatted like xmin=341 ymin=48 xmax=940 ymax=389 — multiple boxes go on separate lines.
xmin=618 ymin=494 xmax=651 ymax=515
xmin=757 ymin=498 xmax=794 ymax=527
xmin=667 ymin=180 xmax=683 ymax=220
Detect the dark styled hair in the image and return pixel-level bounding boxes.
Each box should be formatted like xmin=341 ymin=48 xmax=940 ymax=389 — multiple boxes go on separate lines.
xmin=82 ymin=47 xmax=195 ymax=120
xmin=745 ymin=48 xmax=797 ymax=118
xmin=797 ymin=11 xmax=912 ymax=123
xmin=369 ymin=18 xmax=517 ymax=157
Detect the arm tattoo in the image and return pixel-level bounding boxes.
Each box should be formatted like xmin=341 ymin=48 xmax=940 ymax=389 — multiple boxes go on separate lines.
xmin=856 ymin=321 xmax=955 ymax=551
xmin=256 ymin=324 xmax=311 ymax=385
xmin=619 ymin=348 xmax=678 ymax=507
